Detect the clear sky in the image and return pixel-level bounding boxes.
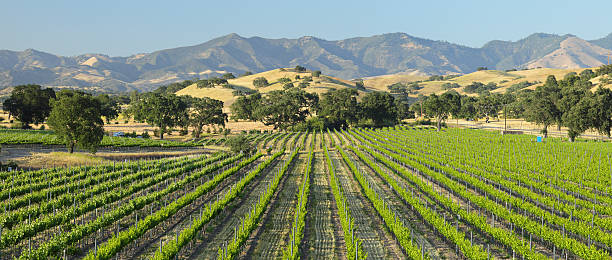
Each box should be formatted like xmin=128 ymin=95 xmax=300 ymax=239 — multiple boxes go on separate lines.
xmin=2 ymin=0 xmax=611 ymax=57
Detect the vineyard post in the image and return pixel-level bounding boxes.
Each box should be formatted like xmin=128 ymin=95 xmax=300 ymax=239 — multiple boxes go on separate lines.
xmin=355 ymin=238 xmax=358 ymax=260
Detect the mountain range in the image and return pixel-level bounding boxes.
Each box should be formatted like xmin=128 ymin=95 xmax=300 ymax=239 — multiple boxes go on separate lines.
xmin=1 ymin=32 xmax=612 ymax=92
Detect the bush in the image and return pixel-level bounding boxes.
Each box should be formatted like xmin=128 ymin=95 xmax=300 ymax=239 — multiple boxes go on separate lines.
xmin=294 ymin=65 xmax=306 ymax=72
xmin=222 ymin=73 xmax=236 ymax=80
xmin=441 ymin=82 xmax=460 ymax=90
xmin=355 ymin=80 xmax=365 ymax=90
xmin=477 ymin=67 xmax=488 ymax=71
xmin=253 ymin=77 xmax=269 ymax=88
xmin=283 ymin=83 xmax=295 ymax=89
xmin=278 ymin=77 xmax=292 ymax=84
xmin=312 ymin=70 xmax=321 ymax=77
xmin=227 ymin=134 xmax=255 ymax=154
xmin=427 ymin=75 xmax=444 ymax=81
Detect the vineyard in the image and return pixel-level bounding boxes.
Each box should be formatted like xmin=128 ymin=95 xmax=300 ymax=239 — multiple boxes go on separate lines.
xmin=0 ymin=129 xmax=227 ymax=147
xmin=0 ymin=127 xmax=611 ymax=259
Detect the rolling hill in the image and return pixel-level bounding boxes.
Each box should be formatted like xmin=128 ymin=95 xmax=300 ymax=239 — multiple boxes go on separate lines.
xmin=1 ymin=32 xmax=612 ymax=92
xmin=176 ymin=68 xmax=367 ymax=110
xmin=177 ymin=67 xmax=607 ymax=110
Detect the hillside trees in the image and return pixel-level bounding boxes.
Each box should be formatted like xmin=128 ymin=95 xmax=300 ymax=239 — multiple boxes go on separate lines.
xmin=222 ymin=72 xmax=236 ymax=79
xmin=294 ymin=65 xmax=306 ymax=72
xmin=47 ymin=90 xmax=104 ymax=153
xmin=253 ymin=77 xmax=269 ymax=88
xmin=3 ymin=84 xmax=56 ymax=129
xmin=127 ymin=93 xmax=189 ymax=139
xmin=189 ymin=97 xmax=228 ymax=138
xmin=355 ymin=80 xmax=366 ymax=90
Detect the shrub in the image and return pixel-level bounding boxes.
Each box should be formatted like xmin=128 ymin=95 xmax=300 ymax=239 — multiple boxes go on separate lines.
xmin=227 ymin=134 xmax=255 ymax=154
xmin=253 ymin=77 xmax=269 ymax=88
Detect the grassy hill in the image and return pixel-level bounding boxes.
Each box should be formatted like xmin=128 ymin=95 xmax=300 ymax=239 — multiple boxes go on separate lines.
xmin=364 ymin=67 xmax=598 ymax=97
xmin=176 ymin=68 xmax=368 ymax=109
xmin=176 ymin=67 xmax=611 ymax=111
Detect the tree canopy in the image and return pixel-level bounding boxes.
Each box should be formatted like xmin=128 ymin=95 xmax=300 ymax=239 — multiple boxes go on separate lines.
xmin=47 ymin=90 xmax=104 ymax=153
xmin=127 ymin=93 xmax=189 ymax=139
xmin=359 ymin=91 xmax=397 ymax=127
xmin=189 ymin=97 xmax=227 ymax=138
xmin=317 ymin=88 xmax=359 ymax=129
xmin=95 ymin=94 xmax=121 ymax=123
xmin=230 ymin=93 xmax=262 ymax=121
xmin=254 ymin=89 xmax=318 ymax=130
xmin=3 ymin=84 xmax=56 ymax=129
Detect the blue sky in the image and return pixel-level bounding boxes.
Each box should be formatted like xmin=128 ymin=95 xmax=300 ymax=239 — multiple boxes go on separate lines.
xmin=2 ymin=0 xmax=611 ymax=56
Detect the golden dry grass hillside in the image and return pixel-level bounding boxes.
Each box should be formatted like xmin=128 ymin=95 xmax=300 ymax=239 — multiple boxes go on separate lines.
xmin=364 ymin=67 xmax=598 ymax=97
xmin=176 ymin=67 xmax=609 ymax=110
xmin=176 ymin=68 xmax=368 ymax=110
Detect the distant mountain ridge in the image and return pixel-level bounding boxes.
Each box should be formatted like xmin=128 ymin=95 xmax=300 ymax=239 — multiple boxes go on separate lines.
xmin=1 ymin=32 xmax=611 ymax=92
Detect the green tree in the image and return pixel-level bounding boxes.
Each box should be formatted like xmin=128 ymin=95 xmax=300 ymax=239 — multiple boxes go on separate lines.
xmin=127 ymin=93 xmax=189 ymax=139
xmin=395 ymin=99 xmax=415 ymax=121
xmin=441 ymin=91 xmax=462 ymax=127
xmin=95 ymin=94 xmax=121 ymax=123
xmin=563 ymin=94 xmax=593 ymax=142
xmin=422 ymin=94 xmax=450 ymax=131
xmin=47 ymin=90 xmax=104 ymax=153
xmin=253 ymin=77 xmax=269 ymax=88
xmin=3 ymin=84 xmax=56 ymax=129
xmin=254 ymin=89 xmax=318 ymax=130
xmin=579 ymin=69 xmax=595 ymax=80
xmin=558 ymin=84 xmax=589 ymax=138
xmin=312 ymin=70 xmax=322 ymax=77
xmin=241 ymin=71 xmax=253 ymax=77
xmin=589 ymin=87 xmax=612 ymax=137
xmin=523 ymin=85 xmax=561 ymax=137
xmin=222 ymin=73 xmax=236 ymax=80
xmin=359 ymin=91 xmax=397 ymax=127
xmin=317 ymin=88 xmax=359 ymax=129
xmin=283 ymin=82 xmax=295 ymax=89
xmin=475 ymin=94 xmax=501 ymax=120
xmin=190 ymin=97 xmax=228 ymax=138
xmin=278 ymin=77 xmax=292 ymax=84
xmin=230 ymin=93 xmax=262 ymax=121
xmin=545 ymin=75 xmax=558 ymax=87
xmin=459 ymin=96 xmax=479 ymax=120
xmin=294 ymin=65 xmax=306 ymax=72
xmin=355 ymin=80 xmax=365 ymax=90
